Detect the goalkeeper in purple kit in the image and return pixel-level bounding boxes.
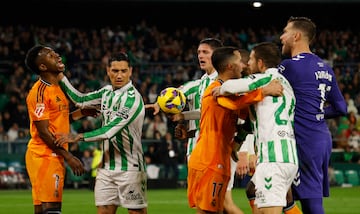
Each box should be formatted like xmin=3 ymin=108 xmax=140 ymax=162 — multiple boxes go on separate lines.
xmin=279 ymin=16 xmax=347 ymax=214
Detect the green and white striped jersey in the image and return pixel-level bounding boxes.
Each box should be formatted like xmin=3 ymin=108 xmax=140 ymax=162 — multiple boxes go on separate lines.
xmin=179 ymin=71 xmax=218 ymax=156
xmin=60 ymin=77 xmax=146 ymax=172
xmin=220 ymin=68 xmax=298 ymax=165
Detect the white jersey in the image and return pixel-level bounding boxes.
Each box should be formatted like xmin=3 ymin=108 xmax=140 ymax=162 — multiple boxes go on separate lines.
xmin=179 ymin=71 xmax=218 ymax=157
xmin=221 ymin=68 xmax=298 ymax=164
xmin=179 ymin=79 xmax=201 ymax=132
xmin=60 ymin=77 xmax=146 ymax=172
xmin=239 ymin=133 xmax=255 ymax=155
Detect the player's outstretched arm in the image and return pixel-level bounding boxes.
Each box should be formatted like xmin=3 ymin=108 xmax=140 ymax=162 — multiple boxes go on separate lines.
xmin=55 ymin=133 xmax=83 ymax=146
xmin=144 ymin=102 xmax=160 ymax=115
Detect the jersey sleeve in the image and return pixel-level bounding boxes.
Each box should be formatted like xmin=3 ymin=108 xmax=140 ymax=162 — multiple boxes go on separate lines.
xmin=324 ymin=72 xmax=348 ymax=118
xmin=220 ymin=73 xmax=272 ymax=95
xmin=180 ymin=79 xmax=200 ymax=97
xmin=26 ymin=84 xmax=50 ymax=122
xmin=59 ymin=76 xmax=103 ymax=108
xmin=278 ymin=59 xmax=298 ymax=84
xmin=217 ymin=89 xmax=264 ymax=110
xmin=84 ymin=87 xmax=144 ymax=142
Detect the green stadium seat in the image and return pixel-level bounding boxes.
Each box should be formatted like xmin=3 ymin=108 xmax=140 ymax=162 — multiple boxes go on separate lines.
xmin=334 ymin=170 xmax=345 ymax=186
xmin=330 ymin=151 xmax=344 ymax=163
xmin=345 ymin=170 xmax=360 ymax=186
xmin=177 ymin=164 xmax=187 ymax=187
xmin=177 ymin=164 xmax=187 ymax=181
xmin=65 ymin=165 xmax=88 ymax=189
xmin=0 ymin=94 xmax=9 ymax=112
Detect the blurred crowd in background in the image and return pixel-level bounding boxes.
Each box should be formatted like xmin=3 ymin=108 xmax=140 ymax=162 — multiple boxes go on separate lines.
xmin=0 ymin=18 xmax=360 ymax=181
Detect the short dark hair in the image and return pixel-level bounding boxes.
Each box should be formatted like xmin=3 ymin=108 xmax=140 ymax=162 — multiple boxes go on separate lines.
xmin=238 ymin=49 xmax=250 ymax=64
xmin=252 ymin=42 xmax=281 ymax=68
xmin=199 ymin=38 xmax=224 ymax=50
xmin=108 ymin=52 xmax=131 ymax=67
xmin=288 ymin=16 xmax=316 ymax=44
xmin=211 ymin=46 xmax=239 ymax=73
xmin=25 ymin=45 xmax=45 ymax=74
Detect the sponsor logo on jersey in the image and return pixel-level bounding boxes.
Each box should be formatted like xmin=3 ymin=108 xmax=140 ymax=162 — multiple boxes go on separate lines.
xmin=116 ymin=107 xmax=129 ymax=119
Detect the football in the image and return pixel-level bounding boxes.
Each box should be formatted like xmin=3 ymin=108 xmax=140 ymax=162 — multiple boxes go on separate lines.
xmin=157 ymin=87 xmax=186 ymax=114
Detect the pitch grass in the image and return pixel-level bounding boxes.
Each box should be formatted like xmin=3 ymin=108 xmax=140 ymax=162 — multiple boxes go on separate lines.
xmin=1 ymin=187 xmax=359 ymax=213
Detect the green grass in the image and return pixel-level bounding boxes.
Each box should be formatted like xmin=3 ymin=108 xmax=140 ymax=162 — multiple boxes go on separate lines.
xmin=1 ymin=187 xmax=360 ymax=213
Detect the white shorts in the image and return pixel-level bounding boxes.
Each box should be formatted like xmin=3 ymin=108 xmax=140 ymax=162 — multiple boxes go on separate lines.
xmin=227 ymin=158 xmax=237 ymax=191
xmin=94 ymin=168 xmax=148 ymax=209
xmin=253 ymin=162 xmax=298 ymax=208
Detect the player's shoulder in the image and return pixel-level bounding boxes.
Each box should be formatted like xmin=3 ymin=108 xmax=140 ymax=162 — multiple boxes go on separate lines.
xmin=203 ymin=81 xmax=220 ymax=96
xmin=181 ymin=79 xmax=201 ymax=88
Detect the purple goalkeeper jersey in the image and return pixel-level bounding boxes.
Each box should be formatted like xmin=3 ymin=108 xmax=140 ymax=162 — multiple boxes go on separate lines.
xmin=278 ymin=53 xmax=347 ymax=199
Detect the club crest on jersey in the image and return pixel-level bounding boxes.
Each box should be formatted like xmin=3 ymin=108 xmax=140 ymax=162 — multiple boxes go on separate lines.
xmin=116 ymin=107 xmax=129 ymax=119
xmin=34 ymin=103 xmax=45 ymax=118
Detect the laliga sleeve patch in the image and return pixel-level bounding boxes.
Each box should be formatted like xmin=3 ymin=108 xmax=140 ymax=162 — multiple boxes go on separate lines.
xmin=116 ymin=107 xmax=129 ymax=120
xmin=34 ymin=103 xmax=45 ymax=118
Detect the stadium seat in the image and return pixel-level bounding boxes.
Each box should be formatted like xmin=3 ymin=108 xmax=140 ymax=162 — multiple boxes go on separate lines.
xmin=177 ymin=164 xmax=187 ymax=187
xmin=65 ymin=165 xmax=87 ymax=189
xmin=345 ymin=170 xmax=360 ymax=186
xmin=0 ymin=161 xmax=7 ymax=171
xmin=146 ymin=164 xmax=160 ymax=179
xmin=0 ymin=94 xmax=9 ymax=112
xmin=334 ymin=169 xmax=345 ymax=186
xmin=8 ymin=161 xmax=25 ymax=173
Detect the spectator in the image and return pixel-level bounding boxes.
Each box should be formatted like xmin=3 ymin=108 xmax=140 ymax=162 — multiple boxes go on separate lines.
xmin=145 ymin=113 xmax=167 ymax=139
xmin=7 ymin=123 xmax=19 ymax=142
xmin=144 ymin=143 xmax=158 ymax=164
xmin=144 ymin=143 xmax=161 ymax=179
xmin=348 ymin=128 xmax=360 ymax=152
xmin=90 ymin=146 xmax=102 ymax=191
xmin=81 ymin=148 xmax=93 ymax=186
xmin=157 ymin=132 xmax=179 ymax=180
xmin=0 ymin=124 xmax=8 ymax=141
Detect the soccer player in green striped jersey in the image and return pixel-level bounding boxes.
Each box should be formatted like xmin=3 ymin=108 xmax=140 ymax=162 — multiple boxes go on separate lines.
xmin=55 ymin=53 xmax=147 ymax=214
xmin=213 ymin=42 xmax=298 ymax=214
xmin=146 ymin=38 xmax=223 ymax=159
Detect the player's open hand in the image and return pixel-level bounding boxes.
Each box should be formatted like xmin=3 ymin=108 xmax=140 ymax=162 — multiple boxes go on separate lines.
xmin=57 ymin=72 xmax=65 ymax=81
xmin=211 ymin=86 xmax=221 ymax=99
xmin=67 ymin=156 xmax=85 ymax=176
xmin=263 ymin=79 xmax=283 ymax=97
xmin=144 ymin=103 xmax=160 ymax=115
xmin=236 ymin=152 xmax=249 ymax=179
xmin=55 ymin=133 xmax=81 ymax=146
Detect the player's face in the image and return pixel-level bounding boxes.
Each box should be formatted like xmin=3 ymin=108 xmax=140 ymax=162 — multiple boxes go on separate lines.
xmin=239 ymin=55 xmax=250 ymax=76
xmin=230 ymin=50 xmax=244 ymax=79
xmin=280 ymin=22 xmax=296 ymax=57
xmin=107 ymin=60 xmax=132 ymax=90
xmin=247 ymin=50 xmax=261 ymax=74
xmin=38 ymin=47 xmax=65 ymax=74
xmin=197 ymin=43 xmax=214 ymax=74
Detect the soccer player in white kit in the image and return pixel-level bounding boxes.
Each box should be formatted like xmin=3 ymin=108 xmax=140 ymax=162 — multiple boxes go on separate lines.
xmin=213 ymin=42 xmax=298 ymax=214
xmin=55 ymin=53 xmax=147 ymax=214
